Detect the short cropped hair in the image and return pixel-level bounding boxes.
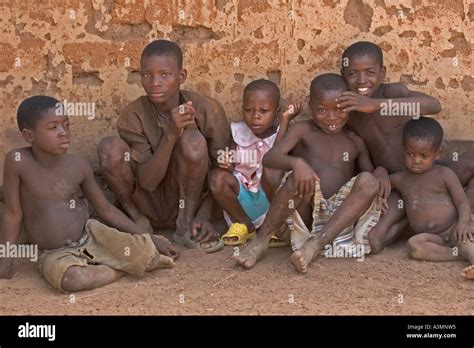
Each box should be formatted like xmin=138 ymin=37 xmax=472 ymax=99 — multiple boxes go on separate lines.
xmin=140 ymin=40 xmax=183 ymax=69
xmin=341 ymin=41 xmax=383 ymax=70
xmin=243 ymin=79 xmax=280 ymax=106
xmin=403 ymin=117 xmax=444 ymax=150
xmin=17 ymin=95 xmax=61 ymax=131
xmin=310 ymin=73 xmax=347 ymax=100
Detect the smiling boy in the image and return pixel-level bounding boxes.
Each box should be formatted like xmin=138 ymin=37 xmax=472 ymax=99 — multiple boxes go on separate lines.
xmin=234 ymin=73 xmax=390 ymax=273
xmin=98 ymin=40 xmax=231 ymax=253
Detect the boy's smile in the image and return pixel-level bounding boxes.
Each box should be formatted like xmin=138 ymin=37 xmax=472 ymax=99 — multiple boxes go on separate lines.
xmin=140 ymin=55 xmax=186 ymax=108
xmin=311 ymin=89 xmax=348 ymax=134
xmin=404 ymin=137 xmax=440 ymax=174
xmin=242 ymin=89 xmax=278 ymax=137
xmin=342 ymin=55 xmax=385 ymax=98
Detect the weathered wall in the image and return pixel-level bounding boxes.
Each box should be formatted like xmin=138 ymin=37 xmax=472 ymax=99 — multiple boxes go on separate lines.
xmin=0 ymin=0 xmax=472 ymax=180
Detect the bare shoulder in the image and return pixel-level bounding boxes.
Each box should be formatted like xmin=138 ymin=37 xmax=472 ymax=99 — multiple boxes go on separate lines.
xmin=4 ymin=147 xmax=33 ymax=169
xmin=435 ymin=165 xmax=458 ymax=179
xmin=382 ymin=82 xmax=411 ymax=98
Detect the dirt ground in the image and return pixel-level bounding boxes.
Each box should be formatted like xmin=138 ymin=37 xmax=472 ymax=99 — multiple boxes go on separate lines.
xmin=0 ymin=228 xmax=472 ymax=316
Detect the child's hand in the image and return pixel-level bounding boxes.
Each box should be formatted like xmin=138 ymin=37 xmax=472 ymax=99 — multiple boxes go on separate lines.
xmin=217 ymin=152 xmax=234 ymax=173
xmin=0 ymin=258 xmax=13 ymax=279
xmin=376 ymin=174 xmax=391 ymax=214
xmin=151 ymin=235 xmax=180 ymax=260
xmin=292 ymin=158 xmax=319 ymax=198
xmin=281 ymin=103 xmax=302 ymax=122
xmin=453 ymin=222 xmax=473 ymax=244
xmin=335 ymin=91 xmax=380 ymax=113
xmin=167 ymin=101 xmax=196 ymax=139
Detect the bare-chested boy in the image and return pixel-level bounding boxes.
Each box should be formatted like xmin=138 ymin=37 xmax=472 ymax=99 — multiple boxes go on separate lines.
xmin=0 ymin=96 xmax=179 ymax=292
xmin=390 ymin=117 xmax=474 ymax=279
xmin=97 ymin=40 xmax=231 ymax=253
xmin=335 ymin=41 xmax=473 ymax=253
xmin=235 ymin=73 xmax=391 ymax=273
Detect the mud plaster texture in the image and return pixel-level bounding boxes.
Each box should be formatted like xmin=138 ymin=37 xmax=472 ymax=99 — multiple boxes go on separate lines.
xmin=0 ymin=0 xmax=473 ymax=180
xmin=0 ymin=0 xmax=473 ymax=316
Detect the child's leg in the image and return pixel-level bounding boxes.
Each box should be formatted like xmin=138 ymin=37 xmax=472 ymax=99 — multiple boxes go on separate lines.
xmin=466 ymin=178 xmax=474 ymax=213
xmin=174 ymin=129 xmax=209 ymax=237
xmin=261 ymin=167 xmax=284 ymax=202
xmin=209 ymin=168 xmax=255 ymax=237
xmin=407 ymin=233 xmax=461 ymax=261
xmin=234 ymin=172 xmax=307 ymax=269
xmin=97 ymin=136 xmax=153 ymax=233
xmin=291 ymin=172 xmax=379 ymax=273
xmin=60 ymin=265 xmax=124 ymax=292
xmin=367 ymin=190 xmax=407 ymax=253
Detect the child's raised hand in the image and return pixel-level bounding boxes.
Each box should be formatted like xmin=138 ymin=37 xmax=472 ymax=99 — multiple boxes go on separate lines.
xmin=168 ymin=101 xmax=196 ymax=138
xmin=281 ymin=103 xmax=302 ymax=122
xmin=335 ymin=91 xmax=380 ymax=113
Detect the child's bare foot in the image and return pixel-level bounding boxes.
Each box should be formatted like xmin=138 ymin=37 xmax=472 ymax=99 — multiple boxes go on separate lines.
xmin=135 ymin=214 xmax=153 ymax=234
xmin=461 ymin=265 xmax=474 ymax=279
xmin=234 ymin=239 xmax=268 ymax=269
xmin=151 ymin=234 xmax=180 ymax=260
xmin=290 ymin=237 xmax=322 ymax=273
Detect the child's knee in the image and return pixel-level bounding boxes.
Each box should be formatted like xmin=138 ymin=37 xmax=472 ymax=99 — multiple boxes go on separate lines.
xmin=97 ymin=136 xmax=130 ymax=168
xmin=209 ymin=169 xmax=232 ymax=194
xmin=60 ymin=266 xmax=88 ymax=292
xmin=177 ymin=130 xmax=207 ymax=163
xmin=406 ymin=237 xmax=423 ymax=259
xmin=368 ymin=232 xmax=383 ymax=254
xmin=354 ymin=172 xmax=378 ymax=196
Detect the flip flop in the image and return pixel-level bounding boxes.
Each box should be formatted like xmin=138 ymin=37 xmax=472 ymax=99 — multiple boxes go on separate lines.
xmin=268 ymin=233 xmax=290 ymax=248
xmin=172 ymin=230 xmax=224 ymax=254
xmin=221 ymin=223 xmax=256 ymax=246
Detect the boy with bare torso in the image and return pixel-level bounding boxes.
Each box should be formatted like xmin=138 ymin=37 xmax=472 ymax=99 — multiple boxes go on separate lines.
xmin=390 ymin=117 xmax=473 ymax=279
xmin=0 ymin=96 xmax=178 ymax=292
xmin=235 ymin=73 xmax=390 ymax=273
xmin=335 ymin=41 xmax=474 ymax=253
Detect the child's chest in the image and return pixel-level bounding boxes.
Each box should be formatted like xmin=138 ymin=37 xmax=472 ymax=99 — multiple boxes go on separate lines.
xmin=398 ymin=172 xmax=448 ymax=199
xmin=301 ymin=132 xmax=359 ymax=165
xmin=20 ymin=163 xmax=83 ymax=200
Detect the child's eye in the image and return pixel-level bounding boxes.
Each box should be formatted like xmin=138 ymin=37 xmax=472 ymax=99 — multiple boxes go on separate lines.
xmin=244 ymin=109 xmax=252 ymax=113
xmin=260 ymin=109 xmax=269 ymax=113
xmin=366 ymin=71 xmax=374 ymax=76
xmin=141 ymin=72 xmax=150 ymax=79
xmin=161 ymin=72 xmax=171 ymax=78
xmin=317 ymin=108 xmax=326 ymax=113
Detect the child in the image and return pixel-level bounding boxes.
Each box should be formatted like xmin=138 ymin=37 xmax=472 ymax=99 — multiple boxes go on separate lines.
xmin=234 ymin=73 xmax=390 ymax=273
xmin=0 ymin=96 xmax=179 ymax=292
xmin=390 ymin=117 xmax=474 ymax=279
xmin=210 ymin=79 xmax=301 ymax=246
xmin=337 ymin=41 xmax=451 ymax=253
xmin=97 ymin=40 xmax=231 ymax=253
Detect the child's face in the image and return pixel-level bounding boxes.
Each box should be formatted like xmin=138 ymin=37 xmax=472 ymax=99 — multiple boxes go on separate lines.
xmin=140 ymin=55 xmax=186 ymax=104
xmin=23 ymin=108 xmax=71 ymax=155
xmin=403 ymin=137 xmax=440 ymax=174
xmin=242 ymin=89 xmax=278 ymax=137
xmin=342 ymin=55 xmax=385 ymax=98
xmin=310 ymin=89 xmax=348 ymax=134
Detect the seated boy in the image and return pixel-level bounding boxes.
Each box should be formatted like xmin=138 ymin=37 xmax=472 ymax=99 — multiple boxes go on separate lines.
xmin=97 ymin=40 xmax=231 ymax=253
xmin=390 ymin=117 xmax=473 ymax=279
xmin=0 ymin=96 xmax=179 ymax=292
xmin=210 ymin=79 xmax=301 ymax=246
xmin=234 ymin=73 xmax=390 ymax=273
xmin=336 ymin=41 xmax=474 ymax=253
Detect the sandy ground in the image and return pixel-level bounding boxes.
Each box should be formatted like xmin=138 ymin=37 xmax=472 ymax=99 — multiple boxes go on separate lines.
xmin=0 ymin=228 xmax=473 ymax=316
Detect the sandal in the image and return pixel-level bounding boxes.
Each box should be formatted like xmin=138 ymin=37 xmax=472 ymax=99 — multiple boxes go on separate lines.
xmin=221 ymin=223 xmax=256 ymax=246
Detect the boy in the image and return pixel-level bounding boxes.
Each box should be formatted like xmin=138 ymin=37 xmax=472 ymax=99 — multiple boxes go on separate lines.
xmin=390 ymin=117 xmax=473 ymax=279
xmin=0 ymin=96 xmax=179 ymax=292
xmin=337 ymin=41 xmax=474 ymax=253
xmin=235 ymin=73 xmax=390 ymax=273
xmin=97 ymin=40 xmax=231 ymax=253
xmin=210 ymin=79 xmax=301 ymax=246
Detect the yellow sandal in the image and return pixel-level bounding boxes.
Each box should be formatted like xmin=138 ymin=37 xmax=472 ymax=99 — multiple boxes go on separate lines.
xmin=221 ymin=223 xmax=256 ymax=246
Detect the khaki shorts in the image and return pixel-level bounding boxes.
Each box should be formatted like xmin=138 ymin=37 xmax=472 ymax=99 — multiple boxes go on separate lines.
xmin=285 ymin=174 xmax=382 ymax=256
xmin=39 ymin=219 xmax=157 ymax=292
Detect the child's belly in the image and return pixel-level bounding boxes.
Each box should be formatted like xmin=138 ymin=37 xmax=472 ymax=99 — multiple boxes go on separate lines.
xmin=405 ymin=195 xmax=458 ymax=234
xmin=23 ymin=200 xmax=90 ymax=250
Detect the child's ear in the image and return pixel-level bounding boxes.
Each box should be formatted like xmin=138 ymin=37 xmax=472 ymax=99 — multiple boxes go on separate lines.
xmin=309 ymin=99 xmax=313 ymax=110
xmin=435 ymin=146 xmax=443 ymax=160
xmin=179 ymin=69 xmax=187 ymax=84
xmin=380 ymin=65 xmax=386 ymax=81
xmin=21 ymin=128 xmax=34 ymax=144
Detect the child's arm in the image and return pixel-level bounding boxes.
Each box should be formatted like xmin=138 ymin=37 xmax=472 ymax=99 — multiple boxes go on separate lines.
xmin=217 ymin=141 xmax=236 ymax=173
xmin=350 ymin=132 xmax=390 ymax=213
xmin=336 ymin=83 xmax=442 ymax=115
xmin=273 ymin=103 xmax=302 ymax=146
xmin=79 ymin=159 xmax=176 ymax=257
xmin=0 ymin=151 xmax=24 ymax=279
xmin=263 ymin=123 xmax=319 ymax=197
xmin=442 ymin=167 xmax=473 ymax=243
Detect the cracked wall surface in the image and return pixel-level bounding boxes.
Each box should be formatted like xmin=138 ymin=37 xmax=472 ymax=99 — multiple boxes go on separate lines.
xmin=0 ymin=0 xmax=472 ymax=179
